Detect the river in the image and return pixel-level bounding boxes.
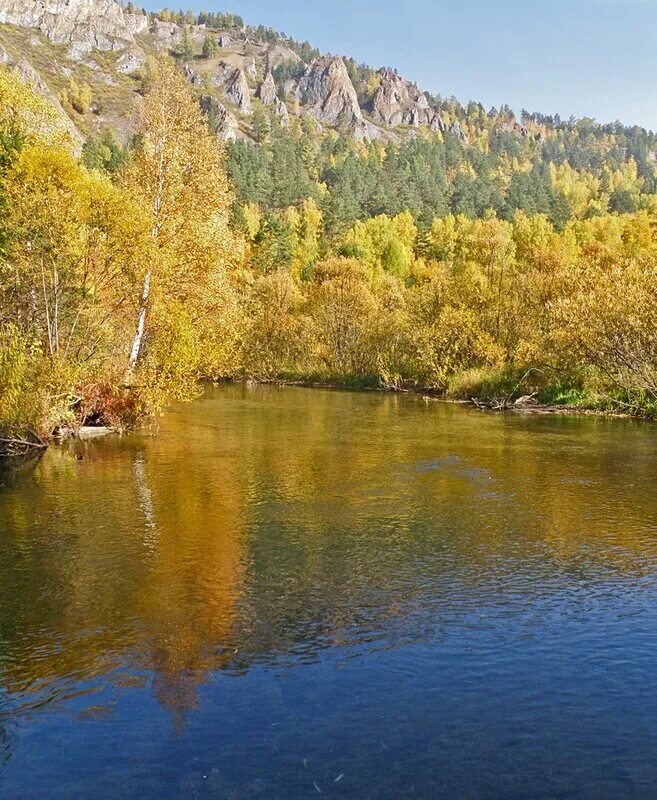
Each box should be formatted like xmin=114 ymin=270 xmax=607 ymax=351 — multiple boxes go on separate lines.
xmin=1 ymin=384 xmax=657 ymax=799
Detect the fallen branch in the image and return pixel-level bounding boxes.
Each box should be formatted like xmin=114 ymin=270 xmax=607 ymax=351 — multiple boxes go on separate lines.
xmin=0 ymin=429 xmax=48 ymax=458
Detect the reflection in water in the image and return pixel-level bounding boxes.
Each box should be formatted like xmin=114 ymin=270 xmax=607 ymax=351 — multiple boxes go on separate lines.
xmin=134 ymin=455 xmax=157 ymax=546
xmin=1 ymin=385 xmax=657 ymax=799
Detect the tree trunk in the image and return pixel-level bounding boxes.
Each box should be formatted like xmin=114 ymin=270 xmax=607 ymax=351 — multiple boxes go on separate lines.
xmin=127 ymin=270 xmax=151 ymax=376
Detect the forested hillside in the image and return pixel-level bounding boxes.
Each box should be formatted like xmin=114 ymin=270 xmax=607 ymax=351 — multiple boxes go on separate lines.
xmin=1 ymin=0 xmax=657 ymax=452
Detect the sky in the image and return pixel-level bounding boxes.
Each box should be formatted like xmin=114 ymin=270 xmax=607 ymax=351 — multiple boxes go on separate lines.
xmin=143 ymin=0 xmax=657 ymax=130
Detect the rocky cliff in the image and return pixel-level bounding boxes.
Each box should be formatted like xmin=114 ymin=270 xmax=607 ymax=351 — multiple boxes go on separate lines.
xmin=370 ymin=70 xmax=441 ymax=130
xmin=0 ymin=0 xmax=147 ymax=56
xmin=296 ymin=55 xmax=361 ymax=126
xmin=0 ymin=0 xmax=468 ymax=146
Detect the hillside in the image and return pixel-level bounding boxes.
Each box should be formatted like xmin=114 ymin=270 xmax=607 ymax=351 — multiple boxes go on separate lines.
xmin=0 ymin=0 xmax=656 ymax=232
xmin=0 ymin=0 xmax=476 ymax=142
xmin=2 ymin=0 xmax=657 ymax=447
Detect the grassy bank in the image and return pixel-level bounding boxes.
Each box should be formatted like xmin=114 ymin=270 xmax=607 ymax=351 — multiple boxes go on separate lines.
xmin=445 ymin=366 xmax=657 ymax=418
xmin=238 ymin=367 xmax=657 ymax=420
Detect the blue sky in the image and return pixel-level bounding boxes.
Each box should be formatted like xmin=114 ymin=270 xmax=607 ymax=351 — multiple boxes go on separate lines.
xmin=144 ymin=0 xmax=657 ymax=130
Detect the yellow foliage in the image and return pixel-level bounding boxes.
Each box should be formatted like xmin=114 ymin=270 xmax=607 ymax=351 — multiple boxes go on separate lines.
xmin=121 ymin=55 xmax=244 ymax=385
xmin=0 ymin=67 xmax=71 ymax=148
xmin=344 ymin=211 xmax=417 ymax=279
xmin=550 ymin=162 xmax=600 ymax=217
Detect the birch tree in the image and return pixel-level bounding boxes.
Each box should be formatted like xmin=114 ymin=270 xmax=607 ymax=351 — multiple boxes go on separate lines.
xmin=122 ymin=56 xmax=241 ymax=379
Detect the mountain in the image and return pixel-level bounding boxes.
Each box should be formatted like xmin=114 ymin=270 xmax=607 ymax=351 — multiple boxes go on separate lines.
xmin=0 ymin=0 xmax=428 ymax=142
xmin=1 ymin=0 xmax=657 ymax=229
xmin=0 ymin=0 xmax=147 ymax=55
xmin=0 ymin=0 xmax=593 ymax=142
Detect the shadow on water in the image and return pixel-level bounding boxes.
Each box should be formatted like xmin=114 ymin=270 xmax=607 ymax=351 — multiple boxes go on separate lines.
xmin=0 ymin=452 xmax=44 ymax=486
xmin=0 ymin=722 xmax=13 ymax=788
xmin=1 ymin=385 xmax=657 ymax=798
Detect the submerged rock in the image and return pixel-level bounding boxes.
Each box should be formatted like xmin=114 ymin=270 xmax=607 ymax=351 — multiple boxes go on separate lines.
xmin=77 ymin=426 xmax=115 ymax=439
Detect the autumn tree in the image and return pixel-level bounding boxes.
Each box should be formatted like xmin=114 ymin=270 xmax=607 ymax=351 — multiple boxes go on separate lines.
xmin=121 ymin=56 xmax=242 ymax=388
xmin=307 ymin=257 xmax=377 ymax=376
xmin=0 ymin=68 xmax=149 ymax=434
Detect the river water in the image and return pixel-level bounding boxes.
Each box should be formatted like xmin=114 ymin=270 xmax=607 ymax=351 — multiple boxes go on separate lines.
xmin=1 ymin=384 xmax=657 ymax=799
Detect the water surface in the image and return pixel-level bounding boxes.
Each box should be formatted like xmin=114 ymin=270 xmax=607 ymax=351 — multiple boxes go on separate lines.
xmin=2 ymin=385 xmax=657 ymax=799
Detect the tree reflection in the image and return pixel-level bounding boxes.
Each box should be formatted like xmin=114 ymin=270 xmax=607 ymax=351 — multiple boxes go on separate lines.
xmin=1 ymin=385 xmax=657 ymax=725
xmin=0 ymin=720 xmax=14 ymax=786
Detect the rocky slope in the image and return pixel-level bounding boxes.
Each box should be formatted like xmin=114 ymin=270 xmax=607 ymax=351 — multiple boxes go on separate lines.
xmin=0 ymin=0 xmax=147 ymax=56
xmin=0 ymin=0 xmax=476 ymax=144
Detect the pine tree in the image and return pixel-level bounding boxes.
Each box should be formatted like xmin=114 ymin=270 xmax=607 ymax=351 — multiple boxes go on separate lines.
xmin=177 ymin=26 xmax=195 ymax=60
xmin=201 ymin=34 xmax=218 ymax=59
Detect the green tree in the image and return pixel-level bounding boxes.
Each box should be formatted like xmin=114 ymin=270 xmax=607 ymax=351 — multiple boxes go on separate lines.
xmin=176 ymin=26 xmax=195 ymax=60
xmin=201 ymin=34 xmax=218 ymax=59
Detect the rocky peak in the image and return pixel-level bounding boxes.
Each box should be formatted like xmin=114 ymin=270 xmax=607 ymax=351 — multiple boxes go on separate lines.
xmin=0 ymin=0 xmax=147 ymax=56
xmin=296 ymin=55 xmax=362 ymax=128
xmin=259 ymin=70 xmax=277 ymax=106
xmin=370 ymin=69 xmax=433 ymax=128
xmin=200 ymin=94 xmax=238 ymax=141
xmin=225 ymin=68 xmax=251 ymax=114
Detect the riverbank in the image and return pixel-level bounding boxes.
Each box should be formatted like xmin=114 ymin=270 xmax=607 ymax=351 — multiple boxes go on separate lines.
xmin=1 ymin=375 xmax=650 ymax=464
xmin=235 ymin=377 xmax=654 ymax=422
xmin=0 ymin=424 xmax=118 ymax=463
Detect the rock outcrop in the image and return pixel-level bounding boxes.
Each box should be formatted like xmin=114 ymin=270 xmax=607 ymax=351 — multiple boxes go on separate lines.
xmin=200 ymin=94 xmax=239 ymax=141
xmin=449 ymin=120 xmax=467 ymax=142
xmin=369 ymin=70 xmax=434 ymax=128
xmin=225 ymin=68 xmax=251 ymax=113
xmin=430 ymin=114 xmax=446 ymax=132
xmin=296 ymin=55 xmax=362 ymax=129
xmin=0 ymin=0 xmax=147 ymax=55
xmin=259 ymin=70 xmax=276 ymax=106
xmin=182 ymin=64 xmax=206 ymax=87
xmin=151 ymin=19 xmax=181 ymax=49
xmin=244 ymin=56 xmax=257 ymax=80
xmin=115 ymin=48 xmax=145 ymax=75
xmin=500 ymin=120 xmax=532 ymax=138
xmin=266 ymin=43 xmax=301 ymax=70
xmin=0 ymin=1 xmax=477 ymax=150
xmin=274 ymin=97 xmax=289 ymax=125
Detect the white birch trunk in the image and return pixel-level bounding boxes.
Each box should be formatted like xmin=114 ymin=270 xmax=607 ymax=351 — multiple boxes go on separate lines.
xmin=127 ymin=269 xmax=151 ymax=375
